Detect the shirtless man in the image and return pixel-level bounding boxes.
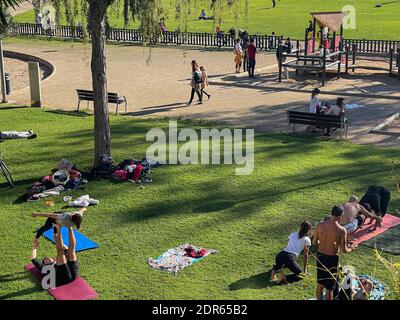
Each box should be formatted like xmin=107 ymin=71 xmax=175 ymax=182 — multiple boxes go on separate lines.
xmin=312 ymin=205 xmax=355 ymax=300
xmin=339 ymin=196 xmax=382 ymax=240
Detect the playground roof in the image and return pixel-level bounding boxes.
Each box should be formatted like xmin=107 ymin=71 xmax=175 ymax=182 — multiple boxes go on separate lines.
xmin=311 ymin=11 xmax=347 ymax=32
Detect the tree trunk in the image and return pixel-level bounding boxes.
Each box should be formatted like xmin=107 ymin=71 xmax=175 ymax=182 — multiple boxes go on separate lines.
xmin=89 ymin=0 xmax=111 ymax=169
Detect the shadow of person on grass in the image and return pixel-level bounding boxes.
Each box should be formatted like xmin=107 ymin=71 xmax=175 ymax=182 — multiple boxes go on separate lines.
xmin=229 ymin=270 xmax=303 ymax=291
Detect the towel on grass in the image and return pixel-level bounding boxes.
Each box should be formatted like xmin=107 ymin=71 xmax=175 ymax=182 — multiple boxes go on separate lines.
xmin=148 ymin=243 xmax=217 ymax=274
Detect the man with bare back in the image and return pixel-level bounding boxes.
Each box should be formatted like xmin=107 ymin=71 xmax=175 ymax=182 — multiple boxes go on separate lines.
xmin=312 ymin=205 xmax=355 ymax=300
xmin=339 ymin=196 xmax=382 ymax=240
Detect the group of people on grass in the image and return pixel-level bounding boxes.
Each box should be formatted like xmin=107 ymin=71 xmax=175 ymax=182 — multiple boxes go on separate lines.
xmin=188 ymin=60 xmax=211 ymax=106
xmin=271 ymin=185 xmax=390 ymax=300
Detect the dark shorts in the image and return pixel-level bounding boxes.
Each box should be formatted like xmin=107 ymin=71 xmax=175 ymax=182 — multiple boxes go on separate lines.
xmin=316 ymin=252 xmax=339 ymax=291
xmin=248 ymin=59 xmax=256 ymax=68
xmin=55 ymin=260 xmax=79 ymax=287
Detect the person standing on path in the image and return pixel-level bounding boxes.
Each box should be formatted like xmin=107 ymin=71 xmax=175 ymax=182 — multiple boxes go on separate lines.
xmin=312 ymin=205 xmax=355 ymax=300
xmin=247 ymin=38 xmax=257 ymax=78
xmin=234 ymin=38 xmax=243 ymax=73
xmin=188 ymin=60 xmax=203 ymax=106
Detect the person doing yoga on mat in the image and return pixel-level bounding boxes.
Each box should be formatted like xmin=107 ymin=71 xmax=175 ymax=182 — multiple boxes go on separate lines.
xmin=31 ymin=224 xmax=80 ymax=287
xmin=339 ymin=196 xmax=382 ymax=241
xmin=32 ymin=208 xmax=86 ymax=240
xmin=270 ymin=221 xmax=312 ymax=284
xmin=360 ymin=185 xmax=391 ymax=230
xmin=312 ymin=205 xmax=355 ymax=300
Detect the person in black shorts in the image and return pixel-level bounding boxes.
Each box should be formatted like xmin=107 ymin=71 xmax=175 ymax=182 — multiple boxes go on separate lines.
xmin=31 ymin=224 xmax=79 ymax=287
xmin=360 ymin=185 xmax=391 ymax=229
xmin=312 ymin=205 xmax=355 ymax=300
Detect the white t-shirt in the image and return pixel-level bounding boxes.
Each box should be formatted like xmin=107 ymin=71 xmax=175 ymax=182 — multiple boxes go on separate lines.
xmin=309 ymin=96 xmax=320 ymax=113
xmin=283 ymin=232 xmax=311 ymax=257
xmin=234 ymin=43 xmax=243 ymax=53
xmin=325 ymin=104 xmax=343 ymax=116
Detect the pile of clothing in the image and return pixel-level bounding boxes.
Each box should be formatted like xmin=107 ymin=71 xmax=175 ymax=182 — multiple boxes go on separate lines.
xmin=148 ymin=243 xmax=217 ymax=275
xmin=90 ymin=155 xmax=160 ymax=183
xmin=113 ymin=158 xmax=160 ymax=183
xmin=23 ymin=159 xmax=87 ymax=201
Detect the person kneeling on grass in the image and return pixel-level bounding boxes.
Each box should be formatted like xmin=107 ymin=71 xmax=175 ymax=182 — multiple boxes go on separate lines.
xmin=31 ymin=224 xmax=80 ymax=287
xmin=270 ymin=221 xmax=312 ymax=284
xmin=32 ymin=208 xmax=86 ymax=240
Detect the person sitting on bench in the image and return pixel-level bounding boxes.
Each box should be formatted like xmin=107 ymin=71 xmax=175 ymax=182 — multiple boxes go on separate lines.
xmin=0 ymin=130 xmax=37 ymax=141
xmin=322 ymin=97 xmax=346 ymax=136
xmin=360 ymin=185 xmax=391 ymax=230
xmin=32 ymin=208 xmax=86 ymax=240
xmin=339 ymin=196 xmax=382 ymax=241
xmin=31 ymin=224 xmax=80 ymax=287
xmin=270 ymin=221 xmax=312 ymax=284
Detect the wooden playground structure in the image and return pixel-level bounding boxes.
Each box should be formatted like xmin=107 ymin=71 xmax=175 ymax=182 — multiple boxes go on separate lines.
xmin=277 ymin=12 xmax=400 ymax=86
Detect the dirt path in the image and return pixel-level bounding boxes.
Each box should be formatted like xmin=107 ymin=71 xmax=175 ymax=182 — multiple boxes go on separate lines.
xmin=9 ymin=0 xmax=32 ymax=17
xmin=4 ymin=40 xmax=400 ymax=148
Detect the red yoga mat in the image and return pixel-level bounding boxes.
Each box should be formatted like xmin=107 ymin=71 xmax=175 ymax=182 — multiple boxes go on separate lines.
xmin=350 ymin=214 xmax=400 ymax=245
xmin=25 ymin=264 xmax=98 ymax=300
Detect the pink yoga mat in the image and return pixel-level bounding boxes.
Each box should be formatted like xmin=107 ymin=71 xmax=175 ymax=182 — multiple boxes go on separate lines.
xmin=25 ymin=264 xmax=98 ymax=300
xmin=350 ymin=214 xmax=400 ymax=245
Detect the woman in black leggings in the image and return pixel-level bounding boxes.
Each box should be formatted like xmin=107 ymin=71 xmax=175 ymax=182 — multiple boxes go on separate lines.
xmin=270 ymin=221 xmax=312 ymax=284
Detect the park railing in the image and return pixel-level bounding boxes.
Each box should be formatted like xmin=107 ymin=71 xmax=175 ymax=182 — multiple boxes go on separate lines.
xmin=343 ymin=38 xmax=400 ymax=54
xmin=9 ymin=23 xmax=399 ymax=55
xmin=9 ymin=22 xmax=283 ymax=51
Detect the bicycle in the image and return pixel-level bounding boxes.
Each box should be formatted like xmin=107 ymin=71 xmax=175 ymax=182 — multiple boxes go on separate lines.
xmin=0 ymin=143 xmax=15 ymax=188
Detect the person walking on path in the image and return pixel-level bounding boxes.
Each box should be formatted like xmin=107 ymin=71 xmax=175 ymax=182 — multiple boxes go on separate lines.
xmin=188 ymin=60 xmax=203 ymax=106
xmin=247 ymin=38 xmax=257 ymax=78
xmin=200 ymin=66 xmax=211 ymax=100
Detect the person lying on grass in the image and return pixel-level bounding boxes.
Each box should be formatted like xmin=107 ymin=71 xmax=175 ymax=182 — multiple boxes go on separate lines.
xmin=339 ymin=196 xmax=382 ymax=242
xmin=32 ymin=208 xmax=86 ymax=240
xmin=31 ymin=224 xmax=80 ymax=287
xmin=270 ymin=221 xmax=312 ymax=284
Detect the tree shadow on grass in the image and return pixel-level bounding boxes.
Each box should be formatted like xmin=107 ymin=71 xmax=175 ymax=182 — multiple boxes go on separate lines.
xmin=0 ymin=271 xmax=29 ymax=283
xmin=193 ymin=201 xmax=236 ymax=213
xmin=0 ymin=271 xmax=43 ymax=300
xmin=45 ymin=109 xmax=92 ymax=117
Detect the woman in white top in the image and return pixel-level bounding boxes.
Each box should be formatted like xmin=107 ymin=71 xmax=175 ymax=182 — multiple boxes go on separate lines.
xmin=270 ymin=221 xmax=312 ymax=284
xmin=309 ymin=88 xmax=321 ymax=113
xmin=234 ymin=38 xmax=243 ymax=73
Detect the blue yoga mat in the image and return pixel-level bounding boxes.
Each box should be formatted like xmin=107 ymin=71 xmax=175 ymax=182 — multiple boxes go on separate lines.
xmin=43 ymin=227 xmax=99 ymax=252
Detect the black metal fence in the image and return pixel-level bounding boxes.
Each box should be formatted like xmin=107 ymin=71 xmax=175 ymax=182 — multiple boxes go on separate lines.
xmin=9 ymin=23 xmax=399 ymax=54
xmin=9 ymin=23 xmax=283 ymax=50
xmin=343 ymin=38 xmax=399 ymax=54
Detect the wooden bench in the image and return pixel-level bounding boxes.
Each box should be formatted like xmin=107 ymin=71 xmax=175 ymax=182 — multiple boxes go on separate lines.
xmin=287 ymin=111 xmax=349 ymax=139
xmin=76 ymin=89 xmax=127 ymax=114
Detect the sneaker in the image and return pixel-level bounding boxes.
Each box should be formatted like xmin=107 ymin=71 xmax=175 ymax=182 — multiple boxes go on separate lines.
xmin=28 ymin=133 xmax=38 ymax=139
xmin=207 ymin=95 xmax=211 ymax=100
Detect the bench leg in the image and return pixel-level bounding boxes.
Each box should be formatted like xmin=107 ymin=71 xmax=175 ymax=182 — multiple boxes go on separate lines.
xmin=125 ymin=100 xmax=128 ymax=113
xmin=116 ymin=103 xmax=119 ymax=115
xmin=77 ymin=99 xmax=81 ymax=112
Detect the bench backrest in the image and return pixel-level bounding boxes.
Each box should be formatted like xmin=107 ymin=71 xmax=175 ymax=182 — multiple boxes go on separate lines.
xmin=288 ymin=111 xmax=343 ymax=127
xmin=77 ymin=89 xmax=119 ymax=102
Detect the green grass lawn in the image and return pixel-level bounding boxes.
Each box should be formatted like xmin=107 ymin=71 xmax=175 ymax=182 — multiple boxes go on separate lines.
xmin=13 ymin=0 xmax=400 ymax=40
xmin=0 ymin=106 xmax=399 ymax=300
